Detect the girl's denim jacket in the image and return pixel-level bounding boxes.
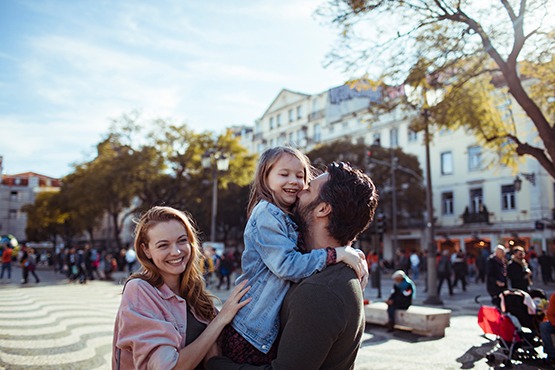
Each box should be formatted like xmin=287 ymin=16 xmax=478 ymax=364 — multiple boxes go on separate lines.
xmin=231 ymin=200 xmax=327 ymax=353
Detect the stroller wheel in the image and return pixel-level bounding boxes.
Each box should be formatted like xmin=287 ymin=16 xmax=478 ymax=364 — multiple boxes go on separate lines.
xmin=503 ymin=359 xmax=513 ymax=367
xmin=486 ymin=354 xmax=495 ymax=363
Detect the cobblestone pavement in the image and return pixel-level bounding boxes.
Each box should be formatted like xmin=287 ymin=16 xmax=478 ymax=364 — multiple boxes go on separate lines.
xmin=1 ymin=266 xmax=554 ymax=369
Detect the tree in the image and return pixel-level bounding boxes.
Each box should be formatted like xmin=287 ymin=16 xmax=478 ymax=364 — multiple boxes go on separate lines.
xmin=307 ymin=140 xmax=426 ymax=233
xmin=318 ymin=0 xmax=555 ymax=178
xmin=22 ymin=192 xmax=66 ymax=243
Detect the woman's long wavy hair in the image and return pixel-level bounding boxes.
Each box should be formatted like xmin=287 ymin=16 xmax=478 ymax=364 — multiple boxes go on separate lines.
xmin=129 ymin=206 xmax=216 ymax=321
xmin=246 ymin=146 xmax=313 ymax=217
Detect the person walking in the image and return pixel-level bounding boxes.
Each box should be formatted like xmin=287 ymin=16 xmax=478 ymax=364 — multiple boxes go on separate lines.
xmin=1 ymin=245 xmax=13 ymax=282
xmin=452 ymin=251 xmax=468 ymax=292
xmin=25 ymin=248 xmax=40 ymax=284
xmin=125 ymin=245 xmax=137 ymax=275
xmin=436 ymin=250 xmax=453 ymax=296
xmin=409 ymin=250 xmax=420 ymax=280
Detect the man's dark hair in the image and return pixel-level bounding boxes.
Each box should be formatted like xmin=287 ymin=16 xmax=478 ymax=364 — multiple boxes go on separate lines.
xmin=319 ymin=162 xmax=378 ymax=245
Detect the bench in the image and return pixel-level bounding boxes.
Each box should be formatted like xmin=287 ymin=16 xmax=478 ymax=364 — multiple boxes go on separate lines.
xmin=364 ymin=302 xmax=451 ymax=337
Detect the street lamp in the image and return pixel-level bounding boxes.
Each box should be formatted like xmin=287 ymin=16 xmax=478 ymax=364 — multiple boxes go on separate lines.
xmin=202 ymin=150 xmax=229 ymax=242
xmin=421 ymin=108 xmax=442 ymax=306
xmin=513 ymin=173 xmax=535 ymax=192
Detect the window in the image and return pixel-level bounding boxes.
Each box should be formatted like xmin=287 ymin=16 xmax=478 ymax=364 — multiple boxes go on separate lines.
xmin=296 ymin=106 xmax=302 ymax=119
xmin=277 ymin=114 xmax=282 ymax=127
xmin=501 ymin=184 xmax=516 ymax=210
xmin=468 ymin=146 xmax=482 ymax=171
xmin=9 ymin=209 xmax=17 ymax=219
xmin=269 ymin=117 xmax=274 ymax=130
xmin=288 ymin=132 xmax=294 ymax=145
xmin=297 ymin=129 xmax=306 ymax=145
xmin=390 ymin=128 xmax=399 ymax=147
xmin=469 ymin=188 xmax=483 ymax=213
xmin=408 ymin=129 xmax=418 ymax=142
xmin=312 ymin=99 xmax=319 ymax=112
xmin=10 ymin=191 xmax=18 ymax=201
xmin=314 ymin=124 xmax=321 ymax=143
xmin=441 ymin=151 xmax=453 ymax=175
xmin=372 ymin=133 xmax=381 ymax=146
xmin=288 ymin=109 xmax=294 ymax=122
xmin=442 ymin=192 xmax=454 ymax=215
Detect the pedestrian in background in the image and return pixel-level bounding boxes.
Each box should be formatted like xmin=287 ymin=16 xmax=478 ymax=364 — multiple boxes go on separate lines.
xmin=386 ymin=270 xmax=415 ymax=332
xmin=409 ymin=250 xmax=420 ymax=280
xmin=1 ymin=244 xmax=13 ymax=282
xmin=25 ymin=247 xmax=40 ymax=284
xmin=539 ymin=250 xmax=553 ymax=284
xmin=507 ymin=246 xmax=532 ymax=292
xmin=436 ymin=250 xmax=453 ymax=296
xmin=125 ymin=245 xmax=137 ymax=275
xmin=452 ymin=251 xmax=468 ymax=292
xmin=540 ymin=293 xmax=555 ymax=365
xmin=486 ymin=245 xmax=508 ymax=307
xmin=112 ymin=206 xmax=250 ymax=369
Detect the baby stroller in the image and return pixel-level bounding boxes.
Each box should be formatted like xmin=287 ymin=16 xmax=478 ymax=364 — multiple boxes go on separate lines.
xmin=478 ymin=289 xmax=543 ymax=366
xmin=501 ymin=289 xmax=545 ymax=336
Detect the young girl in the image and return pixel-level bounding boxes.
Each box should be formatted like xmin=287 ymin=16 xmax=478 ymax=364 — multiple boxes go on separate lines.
xmin=221 ymin=146 xmax=367 ymax=364
xmin=112 ymin=206 xmax=251 ymax=370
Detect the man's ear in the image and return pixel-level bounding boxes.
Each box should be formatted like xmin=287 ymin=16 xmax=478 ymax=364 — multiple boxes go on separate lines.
xmin=315 ymin=202 xmax=332 ymax=218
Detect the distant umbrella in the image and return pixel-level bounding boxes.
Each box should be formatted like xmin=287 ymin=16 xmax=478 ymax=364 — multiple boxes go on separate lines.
xmin=0 ymin=235 xmax=18 ymax=247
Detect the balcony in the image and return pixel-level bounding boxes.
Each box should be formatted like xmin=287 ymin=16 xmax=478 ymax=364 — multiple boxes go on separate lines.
xmin=308 ymin=110 xmax=325 ymax=121
xmin=462 ymin=206 xmax=490 ymax=224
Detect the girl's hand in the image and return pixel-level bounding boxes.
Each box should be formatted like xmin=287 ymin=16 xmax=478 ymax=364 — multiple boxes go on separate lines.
xmin=336 ymin=246 xmax=369 ymax=284
xmin=215 ymin=280 xmax=251 ymax=325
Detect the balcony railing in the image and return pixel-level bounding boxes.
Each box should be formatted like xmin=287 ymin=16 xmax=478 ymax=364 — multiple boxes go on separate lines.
xmin=462 ymin=206 xmax=490 ymax=224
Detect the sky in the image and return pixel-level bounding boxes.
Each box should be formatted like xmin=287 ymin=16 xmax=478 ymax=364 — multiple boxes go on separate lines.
xmin=0 ymin=0 xmax=350 ymax=178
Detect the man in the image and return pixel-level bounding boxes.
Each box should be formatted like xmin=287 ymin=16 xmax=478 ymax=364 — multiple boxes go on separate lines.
xmin=486 ymin=245 xmax=508 ymax=307
xmin=507 ymin=246 xmax=532 ymax=292
xmin=207 ymin=162 xmax=378 ymax=370
xmin=436 ymin=250 xmax=453 ymax=296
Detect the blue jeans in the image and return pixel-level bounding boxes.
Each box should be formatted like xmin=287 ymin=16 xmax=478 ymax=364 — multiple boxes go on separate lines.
xmin=0 ymin=262 xmax=11 ymax=279
xmin=540 ymin=321 xmax=555 ymax=358
xmin=411 ymin=265 xmax=419 ymax=280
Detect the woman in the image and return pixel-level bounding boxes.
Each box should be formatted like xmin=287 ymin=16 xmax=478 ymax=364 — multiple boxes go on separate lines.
xmin=112 ymin=206 xmax=251 ymax=369
xmin=386 ymin=270 xmax=415 ymax=332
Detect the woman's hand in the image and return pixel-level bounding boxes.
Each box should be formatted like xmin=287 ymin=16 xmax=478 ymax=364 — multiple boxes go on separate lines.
xmin=215 ymin=280 xmax=251 ymax=325
xmin=336 ymin=246 xmax=369 ymax=284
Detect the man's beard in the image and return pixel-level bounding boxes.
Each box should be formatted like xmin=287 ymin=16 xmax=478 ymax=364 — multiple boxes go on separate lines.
xmin=293 ymin=198 xmax=320 ymax=241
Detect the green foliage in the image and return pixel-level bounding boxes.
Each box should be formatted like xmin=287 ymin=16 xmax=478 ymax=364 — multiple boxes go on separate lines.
xmin=318 ymin=0 xmax=555 ymax=178
xmin=26 ymin=112 xmax=257 ymax=246
xmin=307 ymin=140 xmax=426 ymax=230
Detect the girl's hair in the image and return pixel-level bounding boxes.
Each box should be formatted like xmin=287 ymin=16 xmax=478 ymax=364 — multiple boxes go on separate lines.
xmin=129 ymin=206 xmax=216 ymax=321
xmin=246 ymin=146 xmax=313 ymax=217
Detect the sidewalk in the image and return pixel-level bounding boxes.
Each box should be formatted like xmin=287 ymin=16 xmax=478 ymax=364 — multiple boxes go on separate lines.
xmin=2 ymin=266 xmax=553 ymax=369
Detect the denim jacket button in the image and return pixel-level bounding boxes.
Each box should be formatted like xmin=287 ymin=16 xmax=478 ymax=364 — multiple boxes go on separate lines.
xmin=261 ymin=345 xmax=268 ymax=350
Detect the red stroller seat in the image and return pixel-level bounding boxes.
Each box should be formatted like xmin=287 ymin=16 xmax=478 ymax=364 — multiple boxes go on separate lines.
xmin=478 ymin=305 xmax=540 ymax=366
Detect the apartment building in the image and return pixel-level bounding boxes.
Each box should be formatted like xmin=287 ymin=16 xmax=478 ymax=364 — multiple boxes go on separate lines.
xmin=243 ymin=84 xmax=554 ymax=261
xmin=0 ymin=159 xmax=61 ymax=242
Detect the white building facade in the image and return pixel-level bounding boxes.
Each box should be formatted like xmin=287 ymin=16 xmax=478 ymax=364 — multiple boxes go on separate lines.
xmin=242 ymin=85 xmax=554 ymax=261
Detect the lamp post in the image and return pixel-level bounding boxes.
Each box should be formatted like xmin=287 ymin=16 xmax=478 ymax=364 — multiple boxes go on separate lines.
xmin=421 ymin=109 xmax=442 ymax=305
xmin=202 ymin=150 xmax=229 ymax=242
